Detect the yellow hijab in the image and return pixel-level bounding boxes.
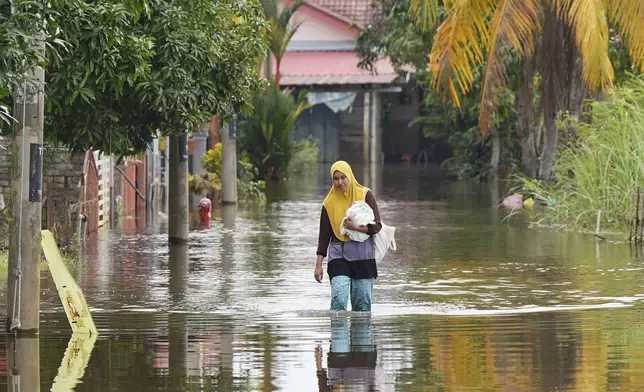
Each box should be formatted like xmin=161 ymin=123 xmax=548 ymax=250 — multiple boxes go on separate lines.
xmin=323 ymin=161 xmax=368 ymax=241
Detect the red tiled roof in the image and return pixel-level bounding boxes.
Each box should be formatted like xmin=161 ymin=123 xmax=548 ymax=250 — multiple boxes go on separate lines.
xmin=307 ymin=0 xmax=376 ymax=28
xmin=275 ymin=51 xmax=399 ymax=86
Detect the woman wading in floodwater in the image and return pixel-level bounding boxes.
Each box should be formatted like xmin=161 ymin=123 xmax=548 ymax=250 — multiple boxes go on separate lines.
xmin=314 ymin=161 xmax=382 ymax=311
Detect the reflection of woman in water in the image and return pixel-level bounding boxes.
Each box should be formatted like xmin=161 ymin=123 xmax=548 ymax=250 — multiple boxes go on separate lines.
xmin=316 ymin=315 xmax=377 ymax=391
xmin=314 ymin=161 xmax=382 ymax=311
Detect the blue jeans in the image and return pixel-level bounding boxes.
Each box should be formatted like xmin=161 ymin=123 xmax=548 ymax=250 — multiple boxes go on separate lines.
xmin=330 ymin=276 xmax=374 ymax=311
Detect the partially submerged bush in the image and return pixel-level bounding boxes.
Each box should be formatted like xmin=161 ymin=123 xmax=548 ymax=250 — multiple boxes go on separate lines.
xmin=193 ymin=142 xmax=265 ymax=204
xmin=188 ymin=172 xmax=221 ymax=196
xmin=202 ymin=142 xmax=223 ymax=176
xmin=238 ymin=83 xmax=310 ymax=180
xmin=238 ymin=158 xmax=266 ymax=204
xmin=287 ymin=138 xmax=319 ymax=175
xmin=515 ymin=75 xmax=644 ymax=235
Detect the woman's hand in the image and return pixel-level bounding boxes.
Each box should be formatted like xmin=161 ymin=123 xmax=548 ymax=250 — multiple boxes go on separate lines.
xmin=314 ymin=265 xmax=323 ymax=282
xmin=315 ymin=255 xmax=324 ymax=282
xmin=344 ymin=218 xmax=369 ymax=233
xmin=343 ymin=218 xmax=360 ymax=231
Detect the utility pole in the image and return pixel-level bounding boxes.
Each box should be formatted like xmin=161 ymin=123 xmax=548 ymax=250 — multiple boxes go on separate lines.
xmin=363 ymin=92 xmax=371 ymax=167
xmin=7 ymin=335 xmax=40 ymax=392
xmin=7 ymin=47 xmax=45 ymax=334
xmin=168 ymin=134 xmax=189 ymax=243
xmin=221 ymin=114 xmax=237 ymax=204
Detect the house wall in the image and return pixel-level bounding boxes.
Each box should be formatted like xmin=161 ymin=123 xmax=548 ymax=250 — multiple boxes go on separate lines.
xmin=293 ymin=104 xmax=341 ymax=163
xmin=293 ymin=89 xmax=424 ymax=164
xmin=293 ymin=91 xmax=370 ymax=164
xmin=337 ymin=91 xmax=366 ymax=164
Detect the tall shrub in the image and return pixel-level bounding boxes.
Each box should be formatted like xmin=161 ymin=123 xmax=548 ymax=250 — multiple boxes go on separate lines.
xmin=238 ymin=83 xmax=310 ymax=180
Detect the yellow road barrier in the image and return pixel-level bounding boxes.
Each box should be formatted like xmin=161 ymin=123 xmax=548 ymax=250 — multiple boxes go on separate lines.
xmin=50 ymin=332 xmax=98 ymax=392
xmin=41 ymin=230 xmax=97 ymax=336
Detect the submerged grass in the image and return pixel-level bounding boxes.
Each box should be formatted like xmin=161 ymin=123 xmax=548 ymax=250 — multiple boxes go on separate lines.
xmin=0 ymin=248 xmax=81 ymax=275
xmin=516 ymin=75 xmax=644 ymax=238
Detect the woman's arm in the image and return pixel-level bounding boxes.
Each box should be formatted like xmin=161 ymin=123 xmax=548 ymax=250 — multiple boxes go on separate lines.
xmin=315 ymin=207 xmax=332 ymax=282
xmin=317 ymin=207 xmax=332 ymax=257
xmin=365 ymin=190 xmax=382 ymax=235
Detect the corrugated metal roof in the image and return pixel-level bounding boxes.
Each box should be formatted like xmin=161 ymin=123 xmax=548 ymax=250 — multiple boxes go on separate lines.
xmin=275 ymin=51 xmax=399 ymax=86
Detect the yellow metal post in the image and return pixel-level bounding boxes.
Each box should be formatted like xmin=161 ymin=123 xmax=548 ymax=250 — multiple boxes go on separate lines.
xmin=41 ymin=230 xmax=97 ymax=336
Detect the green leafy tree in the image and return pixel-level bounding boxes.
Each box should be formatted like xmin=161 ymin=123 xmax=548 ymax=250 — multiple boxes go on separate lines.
xmin=359 ymin=0 xmax=644 ymax=179
xmin=356 ymin=0 xmax=435 ymax=73
xmin=357 ymin=0 xmax=521 ymax=178
xmin=0 ymin=0 xmax=46 ymax=126
xmin=409 ymin=0 xmax=644 ymax=180
xmin=44 ymin=0 xmax=154 ymax=156
xmin=130 ymin=0 xmax=267 ymax=142
xmin=4 ymin=0 xmax=266 ymax=157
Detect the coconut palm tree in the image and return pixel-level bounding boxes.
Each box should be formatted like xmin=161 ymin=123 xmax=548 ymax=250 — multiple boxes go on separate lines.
xmin=260 ymin=0 xmax=304 ymax=89
xmin=409 ymin=0 xmax=644 ymax=179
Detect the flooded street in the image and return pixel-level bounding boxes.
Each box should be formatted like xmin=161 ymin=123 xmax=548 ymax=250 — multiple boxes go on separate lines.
xmin=4 ymin=164 xmax=644 ymax=391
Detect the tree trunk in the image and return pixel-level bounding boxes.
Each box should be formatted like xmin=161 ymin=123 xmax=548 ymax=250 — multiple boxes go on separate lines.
xmin=564 ymin=46 xmax=588 ymax=139
xmin=539 ymin=114 xmax=558 ymax=181
xmin=263 ymin=50 xmax=273 ymax=82
xmin=538 ymin=7 xmax=586 ymax=181
xmin=275 ymin=58 xmax=281 ymax=90
xmin=168 ymin=134 xmax=189 ymax=243
xmin=538 ymin=8 xmax=562 ymax=181
xmin=517 ymin=57 xmax=538 ymax=178
xmin=489 ymin=127 xmax=501 ymax=174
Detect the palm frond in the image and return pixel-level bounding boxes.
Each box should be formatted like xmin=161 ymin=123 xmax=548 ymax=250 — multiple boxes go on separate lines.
xmin=263 ymin=0 xmax=304 ymax=61
xmin=605 ymin=0 xmax=644 ymax=71
xmin=409 ymin=0 xmax=440 ymax=31
xmin=428 ymin=0 xmax=497 ymax=107
xmin=269 ymin=20 xmax=303 ymax=62
xmin=279 ymin=0 xmax=304 ymax=27
xmin=556 ymin=0 xmax=614 ymax=90
xmin=260 ymin=0 xmax=279 ymax=20
xmin=479 ymin=0 xmax=539 ymax=134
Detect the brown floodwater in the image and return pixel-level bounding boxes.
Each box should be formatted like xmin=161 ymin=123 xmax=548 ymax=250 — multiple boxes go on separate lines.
xmin=2 ymin=164 xmax=644 ymax=391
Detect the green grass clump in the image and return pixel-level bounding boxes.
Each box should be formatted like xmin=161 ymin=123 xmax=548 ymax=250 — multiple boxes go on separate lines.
xmin=516 ymin=75 xmax=644 ymax=237
xmin=0 ymin=251 xmax=7 ymax=273
xmin=0 ymin=249 xmax=80 ymax=275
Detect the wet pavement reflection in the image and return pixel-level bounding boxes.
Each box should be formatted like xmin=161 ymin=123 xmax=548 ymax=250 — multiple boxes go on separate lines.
xmin=3 ymin=164 xmax=644 ymax=391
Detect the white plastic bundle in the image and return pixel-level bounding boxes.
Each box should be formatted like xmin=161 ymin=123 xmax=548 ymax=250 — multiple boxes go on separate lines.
xmin=340 ymin=201 xmax=375 ymax=242
xmin=340 ymin=201 xmax=398 ymax=261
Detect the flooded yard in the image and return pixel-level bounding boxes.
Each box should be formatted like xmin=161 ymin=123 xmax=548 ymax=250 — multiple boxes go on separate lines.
xmin=3 ymin=164 xmax=644 ymax=391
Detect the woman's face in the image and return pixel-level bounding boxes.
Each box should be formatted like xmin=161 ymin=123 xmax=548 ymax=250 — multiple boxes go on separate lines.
xmin=333 ymin=170 xmax=349 ymax=192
